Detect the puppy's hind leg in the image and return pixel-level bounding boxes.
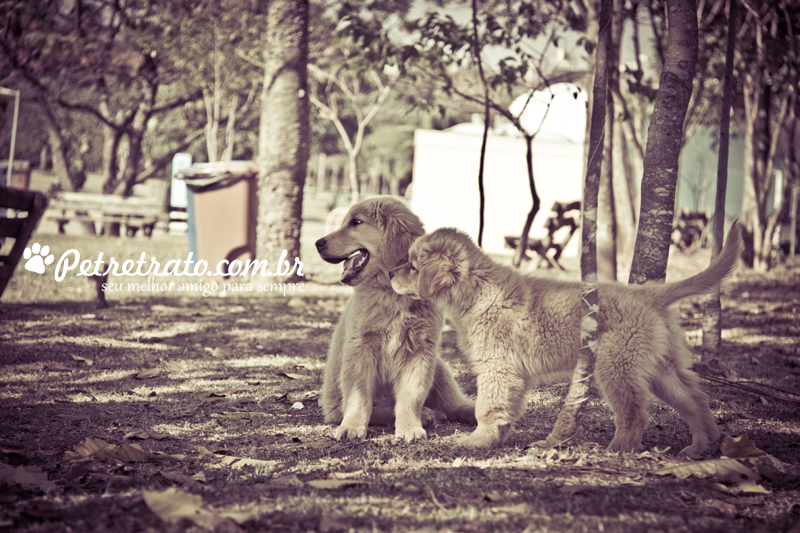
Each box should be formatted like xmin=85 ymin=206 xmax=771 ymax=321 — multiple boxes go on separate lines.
xmin=650 ymin=365 xmax=720 ymax=459
xmin=596 ymin=333 xmax=651 ymax=453
xmin=597 ymin=367 xmax=650 ymax=453
xmin=425 ymin=358 xmax=476 ymax=425
xmin=604 ymin=385 xmax=649 ymax=453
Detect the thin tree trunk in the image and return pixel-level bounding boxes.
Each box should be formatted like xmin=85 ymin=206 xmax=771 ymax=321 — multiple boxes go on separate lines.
xmin=530 ymin=0 xmax=610 ymax=451
xmin=222 ymin=94 xmax=238 ymax=161
xmin=597 ymin=0 xmax=623 ymax=281
xmin=38 ymin=97 xmax=82 ymax=192
xmin=347 ymin=152 xmax=359 ymax=204
xmin=628 ymin=0 xmax=698 ymax=285
xmin=701 ymin=0 xmax=737 ymax=361
xmin=512 ymin=136 xmax=541 ymax=268
xmin=472 ymin=0 xmax=489 ymax=248
xmin=316 ymin=153 xmax=327 ymax=196
xmin=256 ymin=0 xmax=309 ymax=284
xmin=613 ymin=114 xmax=636 ymax=274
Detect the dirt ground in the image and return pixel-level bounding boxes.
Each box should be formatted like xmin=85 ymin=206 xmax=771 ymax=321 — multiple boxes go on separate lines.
xmin=1 ymin=225 xmax=799 ymax=532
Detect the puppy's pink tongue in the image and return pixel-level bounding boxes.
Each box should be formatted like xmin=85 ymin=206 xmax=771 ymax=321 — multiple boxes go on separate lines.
xmin=342 ymin=250 xmax=367 ymax=281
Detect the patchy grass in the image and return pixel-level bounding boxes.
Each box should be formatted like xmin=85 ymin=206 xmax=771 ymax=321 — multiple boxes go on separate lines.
xmin=1 ymin=228 xmax=799 ymax=532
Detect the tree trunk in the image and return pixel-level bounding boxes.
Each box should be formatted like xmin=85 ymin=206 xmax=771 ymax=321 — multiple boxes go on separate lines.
xmin=580 ymin=0 xmax=599 ymax=184
xmin=701 ymin=0 xmax=737 ymax=361
xmin=512 ymin=136 xmax=541 ymax=268
xmin=222 ymin=94 xmax=238 ymax=161
xmin=347 ymin=152 xmax=359 ymax=204
xmin=628 ymin=0 xmax=698 ymax=285
xmin=472 ymin=0 xmax=489 ymax=248
xmin=120 ymin=117 xmax=146 ymax=198
xmin=597 ymin=0 xmax=623 ymax=281
xmin=741 ymin=78 xmax=771 ymax=271
xmin=256 ymin=0 xmax=309 ymax=284
xmin=99 ymin=94 xmax=123 ymax=194
xmin=38 ymin=97 xmax=83 ymax=192
xmin=613 ymin=113 xmax=636 ymax=274
xmin=530 ymin=0 xmax=610 ymax=451
xmin=609 ymin=0 xmax=636 ymax=276
xmin=316 ymin=153 xmax=327 ymax=196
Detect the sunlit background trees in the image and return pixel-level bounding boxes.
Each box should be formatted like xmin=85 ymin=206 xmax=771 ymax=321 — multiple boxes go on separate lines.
xmin=1 ymin=0 xmax=798 ymax=274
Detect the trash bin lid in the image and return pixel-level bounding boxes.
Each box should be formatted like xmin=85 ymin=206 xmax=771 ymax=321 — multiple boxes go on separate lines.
xmin=175 ymin=161 xmax=259 ymax=192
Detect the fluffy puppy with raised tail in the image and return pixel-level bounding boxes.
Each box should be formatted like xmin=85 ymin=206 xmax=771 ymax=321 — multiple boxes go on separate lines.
xmin=390 ymin=225 xmax=743 ymax=457
xmin=315 ymin=197 xmax=475 ymax=442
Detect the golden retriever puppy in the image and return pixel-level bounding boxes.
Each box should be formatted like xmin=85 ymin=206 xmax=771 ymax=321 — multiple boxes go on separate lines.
xmin=315 ymin=197 xmax=475 ymax=442
xmin=390 ymin=226 xmax=743 ymax=457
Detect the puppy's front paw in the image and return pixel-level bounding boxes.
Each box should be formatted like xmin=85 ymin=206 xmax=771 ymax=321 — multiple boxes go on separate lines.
xmin=334 ymin=424 xmax=367 ymax=441
xmin=606 ymin=438 xmax=643 ymax=454
xmin=395 ymin=426 xmax=427 ymax=443
xmin=456 ymin=426 xmax=498 ymax=448
xmin=421 ymin=407 xmax=436 ymax=426
xmin=449 ymin=404 xmax=477 ymax=426
xmin=678 ymin=443 xmax=715 ymax=460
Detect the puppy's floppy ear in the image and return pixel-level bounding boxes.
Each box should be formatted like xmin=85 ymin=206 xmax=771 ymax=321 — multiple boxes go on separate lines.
xmin=373 ymin=198 xmax=425 ymax=269
xmin=418 ymin=253 xmax=460 ymax=299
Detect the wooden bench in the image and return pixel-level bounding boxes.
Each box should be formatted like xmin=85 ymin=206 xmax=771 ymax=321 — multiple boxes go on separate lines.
xmin=0 ymin=186 xmax=48 ymax=298
xmin=44 ymin=182 xmax=167 ymax=237
xmin=505 ymin=200 xmax=581 ymax=270
xmin=671 ymin=210 xmax=710 ymax=252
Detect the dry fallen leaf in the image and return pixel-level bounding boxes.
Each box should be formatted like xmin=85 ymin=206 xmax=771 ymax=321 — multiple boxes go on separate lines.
xmin=720 ymin=434 xmax=764 ymax=459
xmin=653 ymin=458 xmax=757 ymax=481
xmin=143 ymin=487 xmax=260 ymax=529
xmin=71 ymin=355 xmax=94 ymax=366
xmin=65 ymin=437 xmax=180 ymax=462
xmin=190 ymin=444 xmax=230 ymax=456
xmin=484 ymin=490 xmax=503 ymax=502
xmin=708 ymin=499 xmax=737 ymax=514
xmin=653 ymin=456 xmax=772 ymax=495
xmin=277 ymin=372 xmax=307 ymax=380
xmin=491 ymin=503 xmax=530 ymax=515
xmin=267 ymin=474 xmax=304 ymax=488
xmin=145 ymin=427 xmax=168 ymax=440
xmin=306 ymin=479 xmax=364 ymax=489
xmin=220 ymin=456 xmax=296 ymax=474
xmin=328 ymin=470 xmax=364 ymax=480
xmin=43 ymin=362 xmax=72 ymax=372
xmin=288 ymin=390 xmax=320 ymax=403
xmin=123 ymin=430 xmax=151 ymax=441
xmin=0 ymin=461 xmax=56 ymax=493
xmin=133 ymin=369 xmax=162 ymax=380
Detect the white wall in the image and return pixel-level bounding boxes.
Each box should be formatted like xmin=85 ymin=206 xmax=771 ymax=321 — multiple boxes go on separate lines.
xmin=410 ymin=129 xmax=584 ymax=256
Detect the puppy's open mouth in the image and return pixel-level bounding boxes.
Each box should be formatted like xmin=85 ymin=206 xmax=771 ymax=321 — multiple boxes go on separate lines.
xmin=341 ymin=249 xmax=369 ymax=284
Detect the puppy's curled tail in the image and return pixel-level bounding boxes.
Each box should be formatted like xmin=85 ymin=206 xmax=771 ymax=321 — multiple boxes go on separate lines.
xmin=651 ymin=223 xmax=743 ymax=308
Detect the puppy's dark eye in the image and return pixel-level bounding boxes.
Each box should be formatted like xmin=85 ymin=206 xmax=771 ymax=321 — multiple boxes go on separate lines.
xmin=410 ymin=264 xmax=417 ymax=272
xmin=350 ymin=218 xmax=362 ymax=226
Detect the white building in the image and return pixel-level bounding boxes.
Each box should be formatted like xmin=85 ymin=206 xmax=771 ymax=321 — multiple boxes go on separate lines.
xmin=410 ymin=83 xmax=588 ymax=257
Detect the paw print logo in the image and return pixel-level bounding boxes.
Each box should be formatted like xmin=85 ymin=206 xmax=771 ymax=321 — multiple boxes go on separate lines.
xmin=23 ymin=243 xmax=55 ymax=275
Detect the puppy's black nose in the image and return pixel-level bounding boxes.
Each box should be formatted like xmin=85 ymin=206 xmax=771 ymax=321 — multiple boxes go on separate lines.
xmin=388 ymin=270 xmax=394 ymax=279
xmin=315 ymin=238 xmax=326 ymax=251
